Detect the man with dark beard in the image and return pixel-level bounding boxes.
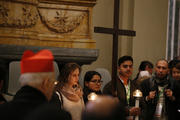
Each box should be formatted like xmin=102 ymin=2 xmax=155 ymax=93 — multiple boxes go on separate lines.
xmin=140 ymin=59 xmax=175 ymax=120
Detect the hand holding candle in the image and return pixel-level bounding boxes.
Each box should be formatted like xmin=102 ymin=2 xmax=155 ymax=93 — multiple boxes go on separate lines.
xmin=133 ymin=89 xmax=143 ymax=120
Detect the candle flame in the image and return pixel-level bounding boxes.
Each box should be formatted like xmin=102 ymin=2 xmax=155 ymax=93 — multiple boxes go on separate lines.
xmin=88 ymin=92 xmax=98 ymax=101
xmin=54 ymin=81 xmax=58 ymax=85
xmin=133 ymin=89 xmax=142 ymax=97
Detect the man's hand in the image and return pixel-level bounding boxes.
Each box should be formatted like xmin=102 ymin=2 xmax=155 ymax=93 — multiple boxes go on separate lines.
xmin=129 ymin=107 xmax=141 ymax=116
xmin=165 ymin=89 xmax=175 ymax=101
xmin=146 ymin=91 xmax=156 ymax=101
xmin=165 ymin=89 xmax=173 ymax=97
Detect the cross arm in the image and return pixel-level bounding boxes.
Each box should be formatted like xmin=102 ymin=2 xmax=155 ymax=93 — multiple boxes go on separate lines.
xmin=94 ymin=27 xmax=136 ymax=36
xmin=118 ymin=29 xmax=136 ymax=36
xmin=94 ymin=27 xmax=114 ymax=34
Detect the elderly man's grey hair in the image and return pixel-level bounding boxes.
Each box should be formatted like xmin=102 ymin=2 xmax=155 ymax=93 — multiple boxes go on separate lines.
xmin=19 ymin=72 xmax=55 ymax=87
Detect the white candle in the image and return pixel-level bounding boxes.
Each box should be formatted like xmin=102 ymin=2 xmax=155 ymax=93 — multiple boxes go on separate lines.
xmin=133 ymin=89 xmax=142 ymax=120
xmin=135 ymin=98 xmax=139 ymax=120
xmin=135 ymin=99 xmax=139 ymax=107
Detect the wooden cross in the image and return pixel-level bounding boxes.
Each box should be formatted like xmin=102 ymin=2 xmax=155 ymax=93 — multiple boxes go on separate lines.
xmin=94 ymin=0 xmax=136 ymax=95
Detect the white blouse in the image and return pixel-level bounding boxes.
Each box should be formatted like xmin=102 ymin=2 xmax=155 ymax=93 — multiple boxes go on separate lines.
xmin=56 ymin=91 xmax=85 ymax=120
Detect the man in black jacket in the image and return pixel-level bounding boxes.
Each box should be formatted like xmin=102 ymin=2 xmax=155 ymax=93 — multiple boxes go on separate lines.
xmin=0 ymin=49 xmax=56 ymax=120
xmin=140 ymin=59 xmax=175 ymax=120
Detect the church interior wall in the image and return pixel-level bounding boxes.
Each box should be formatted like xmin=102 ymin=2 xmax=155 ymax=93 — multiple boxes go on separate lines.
xmin=80 ymin=0 xmax=114 ymax=83
xmin=81 ymin=0 xmax=169 ymax=82
xmin=6 ymin=0 xmax=170 ymax=91
xmin=132 ymin=0 xmax=168 ymax=77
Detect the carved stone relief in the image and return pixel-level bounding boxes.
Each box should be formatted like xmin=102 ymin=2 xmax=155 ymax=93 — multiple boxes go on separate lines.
xmin=38 ymin=7 xmax=87 ymax=33
xmin=0 ymin=0 xmax=96 ymax=48
xmin=0 ymin=1 xmax=39 ymax=28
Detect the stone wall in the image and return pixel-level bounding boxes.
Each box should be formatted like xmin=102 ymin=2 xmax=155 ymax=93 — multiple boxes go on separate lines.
xmin=0 ymin=0 xmax=96 ymax=48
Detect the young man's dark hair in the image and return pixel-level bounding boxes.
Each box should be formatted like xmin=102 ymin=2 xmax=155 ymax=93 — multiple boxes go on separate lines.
xmin=138 ymin=61 xmax=153 ymax=71
xmin=168 ymin=60 xmax=180 ymax=75
xmin=168 ymin=60 xmax=180 ymax=69
xmin=118 ymin=56 xmax=133 ymax=66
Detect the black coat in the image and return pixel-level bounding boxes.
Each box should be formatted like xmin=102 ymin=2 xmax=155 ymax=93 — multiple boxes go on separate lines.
xmin=0 ymin=86 xmax=48 ymax=120
xmin=83 ymin=87 xmax=102 ymax=104
xmin=172 ymin=80 xmax=180 ymax=118
xmin=0 ymin=94 xmax=7 ymax=104
xmin=103 ymin=77 xmax=137 ymax=106
xmin=103 ymin=77 xmax=145 ymax=119
xmin=140 ymin=76 xmax=175 ymax=120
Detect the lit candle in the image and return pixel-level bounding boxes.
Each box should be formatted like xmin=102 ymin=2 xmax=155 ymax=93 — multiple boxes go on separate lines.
xmin=133 ymin=89 xmax=142 ymax=98
xmin=87 ymin=92 xmax=98 ymax=101
xmin=133 ymin=89 xmax=143 ymax=120
xmin=54 ymin=81 xmax=58 ymax=85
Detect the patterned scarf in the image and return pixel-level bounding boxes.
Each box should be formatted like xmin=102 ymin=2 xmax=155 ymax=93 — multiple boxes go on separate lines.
xmin=60 ymin=84 xmax=83 ymax=102
xmin=154 ymin=77 xmax=168 ymax=119
xmin=155 ymin=76 xmax=169 ymax=87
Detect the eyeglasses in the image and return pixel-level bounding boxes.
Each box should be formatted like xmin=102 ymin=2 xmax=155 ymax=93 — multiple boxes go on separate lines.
xmin=90 ymin=79 xmax=103 ymax=84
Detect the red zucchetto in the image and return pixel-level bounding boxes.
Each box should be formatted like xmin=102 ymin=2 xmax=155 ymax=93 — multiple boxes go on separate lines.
xmin=20 ymin=49 xmax=54 ymax=74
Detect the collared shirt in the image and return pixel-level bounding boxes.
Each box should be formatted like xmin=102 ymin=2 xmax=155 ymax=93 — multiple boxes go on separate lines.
xmin=119 ymin=75 xmax=131 ymax=105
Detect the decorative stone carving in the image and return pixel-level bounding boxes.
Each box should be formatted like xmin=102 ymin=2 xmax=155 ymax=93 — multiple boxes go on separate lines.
xmin=38 ymin=7 xmax=86 ymax=33
xmin=0 ymin=1 xmax=39 ymax=28
xmin=0 ymin=0 xmax=97 ymax=49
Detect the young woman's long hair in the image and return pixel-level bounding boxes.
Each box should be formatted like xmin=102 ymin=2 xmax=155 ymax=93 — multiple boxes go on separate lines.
xmin=55 ymin=62 xmax=81 ymax=91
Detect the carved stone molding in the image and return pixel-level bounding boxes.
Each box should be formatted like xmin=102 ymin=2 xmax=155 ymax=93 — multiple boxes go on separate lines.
xmin=38 ymin=8 xmax=86 ymax=33
xmin=39 ymin=0 xmax=96 ymax=7
xmin=0 ymin=1 xmax=98 ymax=93
xmin=8 ymin=0 xmax=38 ymax=4
xmin=0 ymin=0 xmax=97 ymax=48
xmin=0 ymin=1 xmax=39 ymax=28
